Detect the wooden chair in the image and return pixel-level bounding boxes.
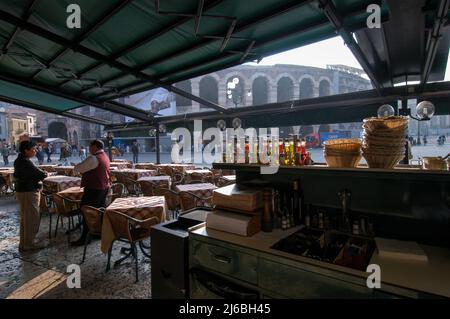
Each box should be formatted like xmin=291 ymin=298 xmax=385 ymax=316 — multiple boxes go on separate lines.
xmin=153 ymin=186 xmax=180 ymax=219
xmin=171 ymin=173 xmax=184 ymax=188
xmin=138 ymin=180 xmax=156 ymax=196
xmin=109 ymin=183 xmax=126 ymax=204
xmin=39 ymin=190 xmax=56 ymax=239
xmin=105 ymin=210 xmax=160 ymax=282
xmin=80 ymin=206 xmax=104 ymax=263
xmin=123 ymin=177 xmax=142 ymax=197
xmin=179 ymin=191 xmax=213 ymax=212
xmin=52 ymin=193 xmax=82 ymax=245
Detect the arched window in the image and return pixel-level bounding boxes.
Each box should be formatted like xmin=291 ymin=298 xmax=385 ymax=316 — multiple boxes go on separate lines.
xmin=252 ymin=76 xmax=268 ymax=105
xmin=174 ymin=80 xmax=192 ymax=107
xmin=319 ymin=80 xmax=330 ymax=97
xmin=277 ymin=77 xmax=293 ymax=102
xmin=299 ymin=78 xmax=314 ymax=99
xmin=199 ymin=76 xmax=218 ymax=109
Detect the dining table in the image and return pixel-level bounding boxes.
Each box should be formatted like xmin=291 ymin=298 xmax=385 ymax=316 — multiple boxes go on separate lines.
xmin=185 ymin=169 xmax=213 ymax=183
xmin=137 ymin=175 xmax=171 ymax=195
xmin=175 ymin=182 xmax=217 ymax=209
xmin=43 ymin=175 xmax=82 ymax=193
xmin=101 ymin=196 xmax=167 ymax=253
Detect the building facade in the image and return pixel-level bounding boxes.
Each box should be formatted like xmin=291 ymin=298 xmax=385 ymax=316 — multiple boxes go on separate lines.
xmin=0 ymin=107 xmax=8 ymax=141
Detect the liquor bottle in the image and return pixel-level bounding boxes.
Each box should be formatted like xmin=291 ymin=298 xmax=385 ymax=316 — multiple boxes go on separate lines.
xmin=279 ymin=139 xmax=285 ymax=166
xmin=244 ymin=137 xmax=250 ymax=164
xmin=300 ymin=139 xmax=307 ymax=165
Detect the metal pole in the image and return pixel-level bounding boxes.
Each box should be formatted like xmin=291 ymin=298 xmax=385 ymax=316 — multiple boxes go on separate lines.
xmin=155 ymin=127 xmax=160 ymax=164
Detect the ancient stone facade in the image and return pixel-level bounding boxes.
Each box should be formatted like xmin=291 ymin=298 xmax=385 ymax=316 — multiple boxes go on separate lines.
xmin=175 ymin=64 xmax=372 ymax=113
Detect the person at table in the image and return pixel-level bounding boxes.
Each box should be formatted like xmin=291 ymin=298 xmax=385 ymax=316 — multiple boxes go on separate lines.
xmin=72 ymin=139 xmax=110 ymax=246
xmin=14 ymin=141 xmax=48 ymax=252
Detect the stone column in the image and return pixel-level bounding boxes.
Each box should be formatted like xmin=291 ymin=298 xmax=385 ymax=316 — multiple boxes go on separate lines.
xmin=269 ymin=84 xmax=277 ymax=103
xmin=191 ymin=81 xmax=200 ymax=112
xmin=293 ymin=84 xmax=300 ymax=100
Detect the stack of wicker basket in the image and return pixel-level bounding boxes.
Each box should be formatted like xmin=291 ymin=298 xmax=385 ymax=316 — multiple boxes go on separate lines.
xmin=323 ymin=138 xmax=362 ymax=168
xmin=362 ymin=116 xmax=408 ymax=169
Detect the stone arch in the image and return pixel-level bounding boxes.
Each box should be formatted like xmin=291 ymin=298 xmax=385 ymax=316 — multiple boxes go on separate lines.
xmin=277 ymin=76 xmax=294 ymax=102
xmin=225 ymin=74 xmax=246 ymax=107
xmin=199 ymin=76 xmax=219 ymax=109
xmin=174 ymin=80 xmax=192 ymax=107
xmin=318 ymin=77 xmax=331 ymax=96
xmin=299 ymin=77 xmax=315 ymax=99
xmin=252 ymin=76 xmax=269 ymax=105
xmin=48 ymin=121 xmax=68 ymax=141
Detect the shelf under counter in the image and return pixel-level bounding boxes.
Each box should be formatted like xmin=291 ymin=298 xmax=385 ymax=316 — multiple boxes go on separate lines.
xmin=189 ymin=225 xmax=450 ymax=298
xmin=212 ymin=163 xmax=450 ymax=181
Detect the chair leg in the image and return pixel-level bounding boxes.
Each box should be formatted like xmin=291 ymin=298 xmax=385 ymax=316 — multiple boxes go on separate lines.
xmin=81 ymin=233 xmax=90 ymax=264
xmin=106 ymin=241 xmax=114 ymax=273
xmin=131 ymin=243 xmax=139 ymax=283
xmin=67 ymin=217 xmax=71 ymax=245
xmin=48 ymin=213 xmax=52 ymax=239
xmin=54 ymin=215 xmax=60 ymax=237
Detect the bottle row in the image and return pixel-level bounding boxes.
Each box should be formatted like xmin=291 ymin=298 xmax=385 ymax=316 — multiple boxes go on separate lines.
xmin=220 ymin=135 xmax=313 ymax=166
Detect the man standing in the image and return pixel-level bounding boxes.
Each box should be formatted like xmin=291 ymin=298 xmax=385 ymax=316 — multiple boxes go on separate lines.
xmin=72 ymin=139 xmax=110 ymax=246
xmin=14 ymin=141 xmax=48 ymax=251
xmin=131 ymin=141 xmax=139 ymax=164
xmin=1 ymin=143 xmax=9 ymax=166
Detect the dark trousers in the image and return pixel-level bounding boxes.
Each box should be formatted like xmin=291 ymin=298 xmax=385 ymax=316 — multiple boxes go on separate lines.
xmin=3 ymin=155 xmax=8 ymax=165
xmin=81 ymin=188 xmax=109 ymax=208
xmin=77 ymin=188 xmax=109 ymax=241
xmin=133 ymin=153 xmax=139 ymax=164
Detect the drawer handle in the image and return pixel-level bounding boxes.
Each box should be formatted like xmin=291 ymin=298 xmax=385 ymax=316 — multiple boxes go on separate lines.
xmin=214 ymin=255 xmax=232 ymax=264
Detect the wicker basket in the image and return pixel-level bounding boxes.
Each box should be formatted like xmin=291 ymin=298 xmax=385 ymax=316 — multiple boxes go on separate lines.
xmin=323 ymin=138 xmax=362 ymax=153
xmin=324 ymin=154 xmax=362 ymax=168
xmin=362 ymin=152 xmax=404 ymax=169
xmin=363 ymin=116 xmax=409 ymax=131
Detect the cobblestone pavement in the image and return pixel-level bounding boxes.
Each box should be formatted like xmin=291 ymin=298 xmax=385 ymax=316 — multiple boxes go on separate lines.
xmin=0 ymin=198 xmax=152 ymax=299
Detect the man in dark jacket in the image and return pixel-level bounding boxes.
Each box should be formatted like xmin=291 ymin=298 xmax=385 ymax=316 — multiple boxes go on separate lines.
xmin=14 ymin=141 xmax=48 ymax=252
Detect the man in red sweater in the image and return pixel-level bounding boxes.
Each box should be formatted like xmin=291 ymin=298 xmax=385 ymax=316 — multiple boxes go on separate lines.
xmin=72 ymin=139 xmax=110 ymax=246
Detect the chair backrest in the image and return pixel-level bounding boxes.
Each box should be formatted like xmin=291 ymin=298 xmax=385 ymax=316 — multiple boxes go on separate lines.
xmin=139 ymin=180 xmax=155 ymax=196
xmin=110 ymin=183 xmax=126 ymax=200
xmin=179 ymin=191 xmax=213 ymax=211
xmin=81 ymin=206 xmax=104 ymax=235
xmin=123 ymin=177 xmax=141 ymax=196
xmin=107 ymin=210 xmax=132 ymax=242
xmin=153 ymin=186 xmax=180 ymax=211
xmin=52 ymin=193 xmax=78 ymax=217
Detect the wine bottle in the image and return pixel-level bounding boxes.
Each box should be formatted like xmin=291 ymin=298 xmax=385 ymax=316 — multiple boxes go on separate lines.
xmin=292 ymin=180 xmax=304 ymax=225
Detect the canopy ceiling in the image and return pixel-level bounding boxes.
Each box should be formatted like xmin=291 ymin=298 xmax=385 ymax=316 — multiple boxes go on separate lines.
xmin=0 ymin=0 xmax=449 ymax=124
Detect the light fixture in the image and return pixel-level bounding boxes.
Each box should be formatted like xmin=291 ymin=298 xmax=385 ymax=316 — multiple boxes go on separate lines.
xmin=217 ymin=119 xmax=226 ymax=131
xmin=415 ymin=101 xmax=435 ymax=121
xmin=227 ymin=82 xmax=236 ymax=89
xmin=232 ymin=117 xmax=242 ymax=129
xmin=232 ymin=77 xmax=239 ymax=84
xmin=377 ymin=104 xmax=395 ymax=118
xmin=247 ymin=89 xmax=252 ymax=97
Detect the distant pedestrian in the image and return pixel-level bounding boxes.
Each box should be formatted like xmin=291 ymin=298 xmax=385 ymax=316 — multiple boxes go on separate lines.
xmin=131 ymin=141 xmax=139 ymax=164
xmin=1 ymin=144 xmax=10 ymax=166
xmin=79 ymin=146 xmax=86 ymax=161
xmin=36 ymin=146 xmax=45 ymax=165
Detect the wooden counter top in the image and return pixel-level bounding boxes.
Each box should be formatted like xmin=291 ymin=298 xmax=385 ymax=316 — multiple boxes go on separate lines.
xmin=190 ymin=226 xmax=450 ymax=298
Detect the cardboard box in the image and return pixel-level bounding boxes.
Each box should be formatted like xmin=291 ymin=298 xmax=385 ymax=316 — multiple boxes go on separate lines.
xmin=206 ymin=210 xmax=261 ymax=236
xmin=212 ymin=184 xmax=263 ymax=213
